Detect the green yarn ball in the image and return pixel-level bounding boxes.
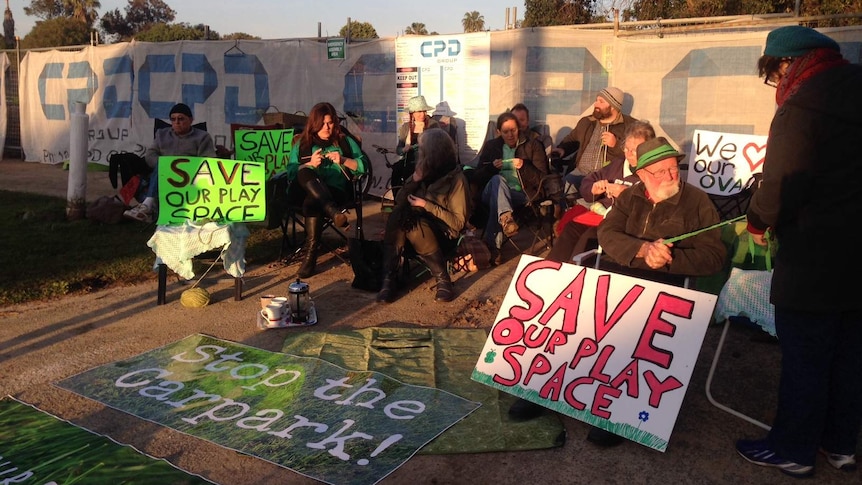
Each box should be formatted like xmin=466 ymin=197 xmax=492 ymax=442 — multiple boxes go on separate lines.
xmin=181 ymin=287 xmax=211 ymax=308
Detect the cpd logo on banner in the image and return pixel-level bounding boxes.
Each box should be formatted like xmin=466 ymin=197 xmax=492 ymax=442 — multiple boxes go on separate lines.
xmin=420 ymin=39 xmax=462 ymax=63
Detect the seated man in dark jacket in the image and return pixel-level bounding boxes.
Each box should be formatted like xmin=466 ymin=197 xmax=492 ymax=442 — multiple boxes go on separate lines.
xmin=509 ymin=137 xmax=727 ymax=447
xmin=596 ymin=137 xmax=726 ymax=285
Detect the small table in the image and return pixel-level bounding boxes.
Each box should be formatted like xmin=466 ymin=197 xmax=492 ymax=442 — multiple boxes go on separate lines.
xmin=147 ymin=222 xmax=249 ymax=304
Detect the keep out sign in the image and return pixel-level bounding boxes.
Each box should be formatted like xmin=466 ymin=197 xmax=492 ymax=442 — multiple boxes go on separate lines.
xmin=158 ymin=156 xmax=266 ymax=225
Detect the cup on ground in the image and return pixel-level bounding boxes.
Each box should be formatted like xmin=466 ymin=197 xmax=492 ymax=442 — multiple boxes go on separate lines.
xmin=264 ymin=303 xmax=285 ymax=321
xmin=260 ymin=294 xmax=276 ymax=309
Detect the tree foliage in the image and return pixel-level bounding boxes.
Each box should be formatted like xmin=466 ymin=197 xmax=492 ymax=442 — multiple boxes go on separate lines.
xmin=523 ymin=0 xmax=596 ymax=26
xmin=611 ymin=0 xmax=859 ymax=25
xmin=623 ymin=0 xmax=788 ymax=21
xmin=21 ymin=16 xmax=90 ymax=48
xmin=100 ymin=0 xmax=176 ymax=42
xmin=339 ymin=20 xmax=378 ymax=39
xmin=133 ymin=22 xmax=218 ymax=42
xmin=404 ymin=22 xmax=428 ymax=35
xmin=24 ymin=0 xmax=101 ymax=27
xmin=462 ymin=11 xmax=486 ymax=32
xmin=222 ymin=32 xmax=261 ymax=40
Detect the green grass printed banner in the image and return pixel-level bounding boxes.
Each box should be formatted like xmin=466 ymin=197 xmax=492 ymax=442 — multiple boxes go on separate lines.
xmin=157 ymin=156 xmax=266 ymax=225
xmin=0 ymin=397 xmax=213 ymax=484
xmin=57 ymin=334 xmax=480 ymax=485
xmin=234 ymin=128 xmax=294 ymax=179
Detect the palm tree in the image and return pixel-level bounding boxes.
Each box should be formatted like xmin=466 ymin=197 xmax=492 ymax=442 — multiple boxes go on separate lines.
xmin=65 ymin=0 xmax=101 ymax=27
xmin=404 ymin=22 xmax=428 ymax=35
xmin=462 ymin=11 xmax=485 ymax=32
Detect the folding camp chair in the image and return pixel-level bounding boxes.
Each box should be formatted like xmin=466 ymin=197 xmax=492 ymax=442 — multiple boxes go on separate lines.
xmin=705 ymin=318 xmax=772 ymax=430
xmin=505 ymin=172 xmax=562 ymax=255
xmin=278 ymin=146 xmax=373 ymax=263
xmin=702 ymin=175 xmax=772 ymax=430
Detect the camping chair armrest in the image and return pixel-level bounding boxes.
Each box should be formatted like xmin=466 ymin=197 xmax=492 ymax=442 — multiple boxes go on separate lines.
xmin=572 ymin=248 xmax=602 ymax=269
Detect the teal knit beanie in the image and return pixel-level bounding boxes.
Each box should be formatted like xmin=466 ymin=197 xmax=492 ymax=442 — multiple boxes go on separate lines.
xmin=764 ymin=26 xmax=840 ymax=58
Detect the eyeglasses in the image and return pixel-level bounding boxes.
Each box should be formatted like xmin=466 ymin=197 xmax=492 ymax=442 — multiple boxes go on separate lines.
xmin=170 ymin=116 xmax=189 ymax=123
xmin=763 ymin=75 xmax=780 ymax=88
xmin=642 ymin=166 xmax=680 ymax=178
xmin=763 ymin=58 xmax=792 ymax=88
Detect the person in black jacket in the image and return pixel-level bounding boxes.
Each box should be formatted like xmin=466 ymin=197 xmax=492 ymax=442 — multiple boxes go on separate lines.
xmin=735 ymin=26 xmax=862 ymax=478
xmin=471 ymin=112 xmax=548 ymax=264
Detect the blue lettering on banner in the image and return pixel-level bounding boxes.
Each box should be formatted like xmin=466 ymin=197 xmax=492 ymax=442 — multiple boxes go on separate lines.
xmin=138 ymin=53 xmax=218 ymax=120
xmin=420 ymin=40 xmax=461 ymax=58
xmin=179 ymin=53 xmax=218 ymax=112
xmin=67 ymin=61 xmax=98 ymax=112
xmin=38 ymin=63 xmax=65 ymax=120
xmin=102 ymin=55 xmax=134 ymax=119
xmin=660 ymin=46 xmax=763 ymax=152
xmin=224 ymin=54 xmax=270 ymax=124
xmin=36 ymin=50 xmax=272 ymax=124
xmin=138 ymin=54 xmax=178 ymax=118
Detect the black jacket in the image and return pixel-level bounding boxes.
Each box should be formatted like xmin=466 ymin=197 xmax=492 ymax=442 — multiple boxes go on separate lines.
xmin=471 ymin=135 xmax=549 ymax=202
xmin=747 ymin=62 xmax=862 ymax=311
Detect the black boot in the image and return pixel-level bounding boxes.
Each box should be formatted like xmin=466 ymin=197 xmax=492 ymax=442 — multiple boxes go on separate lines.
xmin=298 ymin=216 xmax=321 ymax=278
xmin=376 ymin=244 xmax=401 ymax=303
xmin=418 ymin=249 xmax=454 ymax=302
xmin=303 ymin=178 xmax=348 ymax=228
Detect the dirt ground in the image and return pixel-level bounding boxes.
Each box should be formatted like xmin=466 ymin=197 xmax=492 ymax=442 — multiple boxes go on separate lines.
xmin=1 ymin=159 xmax=858 ymax=485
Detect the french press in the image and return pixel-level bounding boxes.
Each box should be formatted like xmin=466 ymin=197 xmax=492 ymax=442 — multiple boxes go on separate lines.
xmin=288 ymin=278 xmax=311 ymax=324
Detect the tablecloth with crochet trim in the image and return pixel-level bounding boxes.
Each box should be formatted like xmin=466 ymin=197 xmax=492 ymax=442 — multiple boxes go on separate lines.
xmin=147 ymin=222 xmax=249 ymax=280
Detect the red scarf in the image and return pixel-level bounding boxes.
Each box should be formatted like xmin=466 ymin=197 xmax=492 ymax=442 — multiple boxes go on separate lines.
xmin=776 ymin=48 xmax=848 ymax=107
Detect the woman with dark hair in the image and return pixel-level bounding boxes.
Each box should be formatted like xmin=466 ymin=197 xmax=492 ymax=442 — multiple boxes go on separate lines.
xmin=283 ymin=102 xmax=367 ymax=277
xmin=473 ymin=111 xmax=548 ymax=264
xmin=377 ymin=128 xmax=469 ymax=303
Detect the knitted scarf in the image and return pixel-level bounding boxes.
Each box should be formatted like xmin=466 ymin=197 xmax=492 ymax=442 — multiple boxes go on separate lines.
xmin=776 ymin=48 xmax=848 ymax=107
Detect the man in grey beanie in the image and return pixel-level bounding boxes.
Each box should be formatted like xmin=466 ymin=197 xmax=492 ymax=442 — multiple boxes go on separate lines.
xmin=551 ymin=87 xmax=637 ymax=203
xmin=735 ymin=25 xmax=862 ymax=478
xmin=124 ymin=103 xmax=217 ymax=223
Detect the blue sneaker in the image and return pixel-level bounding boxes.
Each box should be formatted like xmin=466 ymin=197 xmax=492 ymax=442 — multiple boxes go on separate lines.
xmin=736 ymin=439 xmax=814 ymax=478
xmin=819 ymin=448 xmax=857 ymax=471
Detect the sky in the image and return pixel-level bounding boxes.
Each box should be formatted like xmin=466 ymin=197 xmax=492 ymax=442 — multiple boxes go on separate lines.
xmin=8 ymin=0 xmax=528 ymax=40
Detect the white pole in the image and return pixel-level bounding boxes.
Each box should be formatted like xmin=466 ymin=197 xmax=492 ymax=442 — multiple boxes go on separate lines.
xmin=67 ymin=102 xmax=89 ymax=220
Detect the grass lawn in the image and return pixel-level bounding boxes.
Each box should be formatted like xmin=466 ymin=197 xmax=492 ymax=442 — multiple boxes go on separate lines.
xmin=0 ymin=190 xmax=285 ymax=306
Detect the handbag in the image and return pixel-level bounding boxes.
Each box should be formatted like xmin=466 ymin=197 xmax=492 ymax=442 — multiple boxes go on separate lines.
xmin=454 ymin=232 xmax=491 ymax=272
xmin=349 ymin=238 xmax=384 ymax=292
xmin=86 ymin=195 xmax=126 ymax=224
xmin=714 ymin=234 xmax=776 ymax=336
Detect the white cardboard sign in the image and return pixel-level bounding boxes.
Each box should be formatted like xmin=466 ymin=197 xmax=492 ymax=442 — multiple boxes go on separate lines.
xmin=472 ymin=255 xmax=717 ymax=452
xmin=686 ymin=129 xmax=768 ymax=196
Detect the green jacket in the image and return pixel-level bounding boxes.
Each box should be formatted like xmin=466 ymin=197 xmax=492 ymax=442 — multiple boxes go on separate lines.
xmin=284 ymin=136 xmax=367 ymax=193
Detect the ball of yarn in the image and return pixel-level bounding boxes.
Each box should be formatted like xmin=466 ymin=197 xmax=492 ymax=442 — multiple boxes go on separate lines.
xmin=181 ymin=287 xmax=211 ymax=308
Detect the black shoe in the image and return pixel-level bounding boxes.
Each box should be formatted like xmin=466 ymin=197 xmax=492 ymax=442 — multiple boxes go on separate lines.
xmin=586 ymin=425 xmax=623 ymax=447
xmin=434 ymin=278 xmax=455 ymax=302
xmin=508 ymin=398 xmax=544 ymax=421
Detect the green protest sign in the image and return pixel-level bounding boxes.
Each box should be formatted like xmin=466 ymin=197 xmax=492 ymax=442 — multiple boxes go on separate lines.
xmin=0 ymin=397 xmax=213 ymax=484
xmin=234 ymin=128 xmax=294 ymax=179
xmin=157 ymin=156 xmax=266 ymax=225
xmin=327 ymin=37 xmax=346 ymax=60
xmin=58 ymin=334 xmax=480 ymax=485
